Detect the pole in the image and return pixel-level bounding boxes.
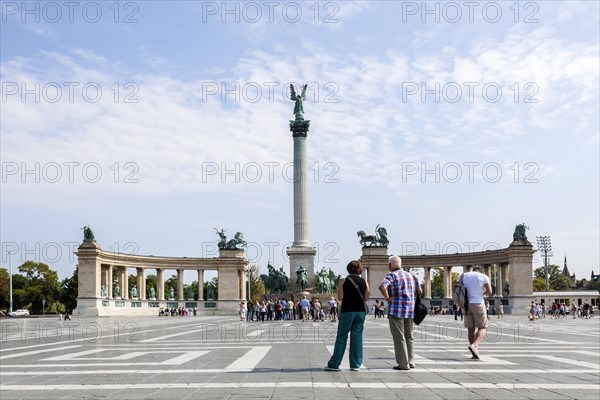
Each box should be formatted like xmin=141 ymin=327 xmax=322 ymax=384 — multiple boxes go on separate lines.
xmin=544 ymin=251 xmax=549 ymax=292
xmin=9 ymin=253 xmax=13 ymax=314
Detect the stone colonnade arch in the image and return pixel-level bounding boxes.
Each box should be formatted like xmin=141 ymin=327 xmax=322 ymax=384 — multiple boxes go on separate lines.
xmin=360 ymin=241 xmax=535 ymax=314
xmin=74 ymin=240 xmax=247 ymax=316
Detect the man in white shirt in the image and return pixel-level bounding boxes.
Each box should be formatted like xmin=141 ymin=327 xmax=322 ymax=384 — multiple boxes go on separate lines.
xmin=461 ymin=266 xmax=492 ymax=359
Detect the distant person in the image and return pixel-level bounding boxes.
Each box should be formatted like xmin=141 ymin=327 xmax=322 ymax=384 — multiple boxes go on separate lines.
xmin=325 ymin=260 xmax=369 ymax=371
xmin=498 ymin=303 xmax=504 ymax=319
xmin=461 ymin=266 xmax=492 ymax=359
xmin=379 ymin=255 xmax=420 ymax=370
xmin=299 ymin=296 xmax=310 ymax=322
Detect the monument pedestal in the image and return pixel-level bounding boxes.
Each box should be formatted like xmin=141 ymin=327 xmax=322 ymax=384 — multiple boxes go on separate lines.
xmin=287 ymin=246 xmax=316 ymax=292
xmin=359 ymin=246 xmax=389 ymax=301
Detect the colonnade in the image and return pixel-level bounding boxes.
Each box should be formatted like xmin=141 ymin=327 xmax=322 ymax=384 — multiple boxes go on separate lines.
xmin=417 ymin=263 xmax=509 ymax=298
xmin=75 ymin=240 xmax=248 ymax=316
xmin=100 ymin=265 xmax=208 ymax=301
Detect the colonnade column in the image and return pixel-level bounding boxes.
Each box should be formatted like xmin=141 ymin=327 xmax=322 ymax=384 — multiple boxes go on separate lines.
xmin=197 ymin=270 xmax=204 ymax=301
xmin=136 ymin=268 xmax=145 ymax=300
xmin=157 ymin=268 xmax=165 ymax=301
xmin=177 ymin=269 xmax=184 ymax=301
xmin=423 ymin=267 xmax=431 ymax=298
xmin=495 ymin=264 xmax=503 ymax=297
xmin=484 ymin=264 xmax=492 ymax=281
xmin=444 ymin=266 xmax=453 ymax=298
xmin=121 ymin=267 xmax=129 ymax=300
xmin=239 ymin=269 xmax=246 ymax=300
xmin=501 ymin=263 xmax=509 ymax=295
xmin=107 ymin=265 xmax=113 ymax=299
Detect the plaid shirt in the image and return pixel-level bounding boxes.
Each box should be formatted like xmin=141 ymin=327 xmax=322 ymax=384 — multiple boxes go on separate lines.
xmin=380 ymin=269 xmax=419 ymax=318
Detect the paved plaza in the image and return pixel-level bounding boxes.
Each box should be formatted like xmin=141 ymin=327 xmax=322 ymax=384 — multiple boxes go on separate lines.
xmin=0 ymin=314 xmax=598 ymax=400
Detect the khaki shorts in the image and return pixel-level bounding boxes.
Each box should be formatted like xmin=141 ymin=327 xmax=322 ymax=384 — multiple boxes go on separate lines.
xmin=464 ymin=303 xmax=488 ymax=329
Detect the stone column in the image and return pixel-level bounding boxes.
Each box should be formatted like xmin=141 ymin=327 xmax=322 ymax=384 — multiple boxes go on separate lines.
xmin=444 ymin=266 xmax=453 ymax=298
xmin=495 ymin=264 xmax=503 ymax=297
xmin=177 ymin=269 xmax=184 ymax=301
xmin=239 ymin=269 xmax=246 ymax=300
xmin=287 ymin=118 xmax=316 ymax=290
xmin=136 ymin=268 xmax=144 ymax=300
xmin=73 ymin=240 xmax=102 ymax=316
xmin=501 ymin=263 xmax=509 ymax=294
xmin=198 ymin=270 xmax=204 ymax=300
xmin=122 ymin=267 xmax=129 ymax=300
xmin=107 ymin=265 xmax=113 ymax=299
xmin=157 ymin=268 xmax=165 ymax=301
xmin=484 ymin=264 xmax=492 ymax=280
xmin=423 ymin=267 xmax=432 ymax=298
xmin=507 ymin=242 xmax=535 ymax=314
xmin=359 ymin=246 xmax=389 ymax=300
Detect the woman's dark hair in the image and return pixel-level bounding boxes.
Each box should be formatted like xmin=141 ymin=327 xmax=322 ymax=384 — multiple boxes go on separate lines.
xmin=346 ymin=260 xmax=363 ymax=275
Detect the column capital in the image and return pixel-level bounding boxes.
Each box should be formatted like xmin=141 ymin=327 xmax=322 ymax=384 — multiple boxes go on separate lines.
xmin=289 ymin=119 xmax=310 ymax=138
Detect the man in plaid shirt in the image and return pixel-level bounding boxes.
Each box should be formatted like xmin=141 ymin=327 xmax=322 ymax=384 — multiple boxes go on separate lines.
xmin=379 ymin=255 xmax=421 ymax=370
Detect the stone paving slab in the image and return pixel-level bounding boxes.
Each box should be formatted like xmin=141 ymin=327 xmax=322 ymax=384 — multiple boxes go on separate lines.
xmin=0 ymin=315 xmax=598 ymax=399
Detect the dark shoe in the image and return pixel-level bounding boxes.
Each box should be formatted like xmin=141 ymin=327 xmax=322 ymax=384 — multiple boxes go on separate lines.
xmin=393 ymin=366 xmax=410 ymax=371
xmin=409 ymin=364 xmax=416 ymax=369
xmin=324 ymin=366 xmax=340 ymax=371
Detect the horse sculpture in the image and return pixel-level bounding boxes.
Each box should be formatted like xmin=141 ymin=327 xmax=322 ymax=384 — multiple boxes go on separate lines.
xmin=226 ymin=232 xmax=247 ymax=249
xmin=261 ymin=264 xmax=289 ymax=294
xmin=357 ymin=230 xmax=378 ymax=246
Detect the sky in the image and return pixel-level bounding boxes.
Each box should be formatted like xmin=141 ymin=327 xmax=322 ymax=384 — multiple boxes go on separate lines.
xmin=1 ymin=0 xmax=599 ymax=284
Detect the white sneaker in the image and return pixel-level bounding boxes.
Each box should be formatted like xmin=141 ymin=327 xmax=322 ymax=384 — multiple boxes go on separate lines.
xmin=468 ymin=344 xmax=480 ymax=360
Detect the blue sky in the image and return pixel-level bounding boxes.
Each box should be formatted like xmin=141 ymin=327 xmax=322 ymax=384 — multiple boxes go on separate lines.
xmin=1 ymin=0 xmax=598 ymax=283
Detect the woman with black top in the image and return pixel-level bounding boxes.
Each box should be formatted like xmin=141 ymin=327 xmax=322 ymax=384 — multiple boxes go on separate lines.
xmin=325 ymin=260 xmax=370 ymax=371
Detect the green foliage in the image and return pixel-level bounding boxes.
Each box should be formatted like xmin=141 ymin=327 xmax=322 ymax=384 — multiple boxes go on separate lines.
xmin=146 ymin=274 xmax=157 ymax=296
xmin=204 ymin=277 xmax=218 ymax=300
xmin=16 ymin=261 xmax=61 ymax=314
xmin=533 ymin=264 xmax=574 ymax=291
xmin=532 ymin=276 xmax=546 ymax=291
xmin=0 ymin=268 xmax=9 ymax=310
xmin=429 ymin=268 xmax=459 ymax=297
xmin=60 ymin=267 xmax=78 ymax=312
xmin=248 ymin=265 xmax=266 ymax=302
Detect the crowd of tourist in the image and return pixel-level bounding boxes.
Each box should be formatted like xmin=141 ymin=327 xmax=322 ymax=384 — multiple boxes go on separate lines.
xmin=239 ymin=296 xmax=341 ymax=322
xmin=529 ymin=301 xmax=595 ymax=320
xmin=158 ymin=307 xmax=197 ymax=316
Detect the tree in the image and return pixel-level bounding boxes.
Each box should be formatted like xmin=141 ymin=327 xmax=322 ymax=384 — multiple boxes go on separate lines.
xmin=0 ymin=268 xmax=9 ymax=310
xmin=429 ymin=268 xmax=459 ymax=297
xmin=204 ymin=277 xmax=218 ymax=300
xmin=146 ymin=274 xmax=157 ymax=297
xmin=17 ymin=261 xmax=61 ymax=314
xmin=533 ymin=264 xmax=574 ymax=291
xmin=60 ymin=266 xmax=78 ymax=312
xmin=532 ymin=277 xmax=546 ymax=292
xmin=248 ymin=265 xmax=266 ymax=302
